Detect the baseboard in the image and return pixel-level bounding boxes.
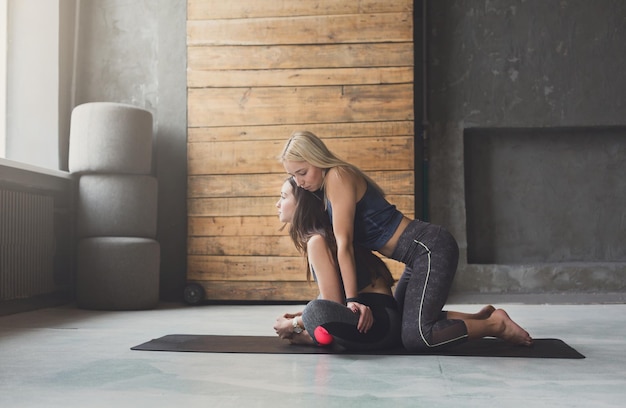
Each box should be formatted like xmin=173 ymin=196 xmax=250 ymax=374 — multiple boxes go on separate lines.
xmin=0 ymin=290 xmax=73 ymax=316
xmin=447 ymin=292 xmax=626 ymax=305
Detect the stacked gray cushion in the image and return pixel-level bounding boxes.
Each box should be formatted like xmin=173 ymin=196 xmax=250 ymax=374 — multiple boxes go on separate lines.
xmin=70 ymin=102 xmax=159 ymax=310
xmin=76 ymin=174 xmax=157 ymax=238
xmin=69 ymin=102 xmax=153 ymax=174
xmin=76 ymin=238 xmax=160 ymax=310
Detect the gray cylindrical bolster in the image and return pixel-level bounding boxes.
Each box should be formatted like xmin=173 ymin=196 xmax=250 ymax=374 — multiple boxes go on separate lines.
xmin=77 ymin=174 xmax=158 ymax=238
xmin=76 ymin=237 xmax=160 ymax=310
xmin=69 ymin=102 xmax=153 ymax=174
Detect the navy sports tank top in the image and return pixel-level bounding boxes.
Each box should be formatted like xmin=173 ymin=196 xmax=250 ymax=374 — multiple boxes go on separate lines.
xmin=327 ymin=182 xmax=404 ymax=250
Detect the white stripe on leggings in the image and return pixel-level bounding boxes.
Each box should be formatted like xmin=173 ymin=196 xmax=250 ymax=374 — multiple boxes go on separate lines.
xmin=415 ymin=239 xmax=468 ymax=348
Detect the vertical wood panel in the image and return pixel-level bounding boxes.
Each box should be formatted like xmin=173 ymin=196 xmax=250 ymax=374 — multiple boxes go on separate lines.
xmin=187 ymin=0 xmax=414 ymax=301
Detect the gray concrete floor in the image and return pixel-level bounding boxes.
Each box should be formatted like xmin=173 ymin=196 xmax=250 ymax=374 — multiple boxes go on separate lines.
xmin=1 ymin=302 xmax=625 ymax=407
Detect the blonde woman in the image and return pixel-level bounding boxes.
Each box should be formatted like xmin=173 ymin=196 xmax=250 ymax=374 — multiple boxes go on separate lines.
xmin=279 ymin=131 xmax=532 ymax=352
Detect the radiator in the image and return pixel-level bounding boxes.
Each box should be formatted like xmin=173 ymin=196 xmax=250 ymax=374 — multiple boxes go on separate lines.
xmin=0 ymin=188 xmax=57 ymax=301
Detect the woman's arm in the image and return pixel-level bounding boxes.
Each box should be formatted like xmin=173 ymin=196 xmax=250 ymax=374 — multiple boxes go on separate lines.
xmin=324 ymin=168 xmax=359 ymax=299
xmin=324 ymin=168 xmax=373 ymax=332
xmin=307 ymin=234 xmax=344 ymax=303
xmin=272 ymin=234 xmax=341 ymax=345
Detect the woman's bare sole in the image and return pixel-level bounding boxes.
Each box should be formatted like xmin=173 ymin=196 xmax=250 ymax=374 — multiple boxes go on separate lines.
xmin=448 ymin=304 xmax=496 ymax=321
xmin=492 ymin=309 xmax=533 ymax=346
xmin=288 ymin=331 xmax=315 ymax=345
xmin=477 ymin=305 xmax=496 ymax=319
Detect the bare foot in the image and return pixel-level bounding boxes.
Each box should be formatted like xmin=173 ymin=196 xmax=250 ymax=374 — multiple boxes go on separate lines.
xmin=447 ymin=305 xmax=496 ymax=321
xmin=491 ymin=309 xmax=533 ymax=346
xmin=289 ymin=332 xmax=315 ymax=345
xmin=476 ymin=305 xmax=496 ymax=319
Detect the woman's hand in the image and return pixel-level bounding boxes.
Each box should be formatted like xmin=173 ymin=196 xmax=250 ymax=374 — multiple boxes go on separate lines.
xmin=347 ymin=301 xmax=374 ymax=333
xmin=273 ymin=312 xmax=301 ymax=340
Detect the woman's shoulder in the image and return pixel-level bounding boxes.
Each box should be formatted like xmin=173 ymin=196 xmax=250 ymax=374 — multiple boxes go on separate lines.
xmin=325 ymin=166 xmax=367 ymax=192
xmin=327 ymin=165 xmax=359 ymax=180
xmin=306 ymin=233 xmax=337 ymax=269
xmin=306 ymin=233 xmax=328 ymax=249
xmin=307 ymin=233 xmax=335 ymax=256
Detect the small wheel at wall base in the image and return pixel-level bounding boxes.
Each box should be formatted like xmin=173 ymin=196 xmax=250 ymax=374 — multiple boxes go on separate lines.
xmin=183 ymin=283 xmax=205 ymax=305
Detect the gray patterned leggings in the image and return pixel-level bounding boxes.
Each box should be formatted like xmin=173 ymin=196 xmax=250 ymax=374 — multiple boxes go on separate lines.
xmin=391 ymin=219 xmax=468 ymax=351
xmin=301 ymin=292 xmax=401 ymax=351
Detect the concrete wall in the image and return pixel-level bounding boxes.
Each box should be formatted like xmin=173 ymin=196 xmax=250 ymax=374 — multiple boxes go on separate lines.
xmin=73 ymin=0 xmax=187 ymax=300
xmin=71 ymin=0 xmax=626 ymax=301
xmin=427 ymin=0 xmax=626 ymax=297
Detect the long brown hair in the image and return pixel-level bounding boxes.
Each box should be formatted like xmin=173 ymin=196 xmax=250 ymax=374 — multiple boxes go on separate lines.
xmin=283 ymin=177 xmax=336 ymax=282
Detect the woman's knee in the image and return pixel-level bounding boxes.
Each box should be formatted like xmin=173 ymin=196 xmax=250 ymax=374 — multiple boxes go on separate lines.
xmin=302 ymin=299 xmax=327 ymax=324
xmin=401 ymin=328 xmax=429 ymax=352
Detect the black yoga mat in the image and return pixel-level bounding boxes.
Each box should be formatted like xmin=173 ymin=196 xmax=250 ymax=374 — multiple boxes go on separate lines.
xmin=131 ymin=334 xmax=585 ymax=359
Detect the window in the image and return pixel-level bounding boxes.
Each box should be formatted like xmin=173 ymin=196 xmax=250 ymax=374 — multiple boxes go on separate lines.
xmin=0 ymin=0 xmax=6 ymax=158
xmin=1 ymin=0 xmax=61 ymax=170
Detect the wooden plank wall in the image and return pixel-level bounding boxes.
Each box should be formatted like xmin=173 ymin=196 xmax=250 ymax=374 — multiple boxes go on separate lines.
xmin=187 ymin=0 xmax=415 ymax=301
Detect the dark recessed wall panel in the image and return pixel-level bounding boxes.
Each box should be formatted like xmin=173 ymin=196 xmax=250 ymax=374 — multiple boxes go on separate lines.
xmin=464 ymin=127 xmax=626 ymax=264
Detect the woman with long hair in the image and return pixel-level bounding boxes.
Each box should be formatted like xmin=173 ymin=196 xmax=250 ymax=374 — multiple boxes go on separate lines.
xmin=273 ymin=177 xmax=401 ymax=350
xmin=279 ymin=131 xmax=532 ymax=351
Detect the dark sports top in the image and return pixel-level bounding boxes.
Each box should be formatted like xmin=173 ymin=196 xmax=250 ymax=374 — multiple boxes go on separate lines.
xmin=327 ymin=181 xmax=404 ymax=251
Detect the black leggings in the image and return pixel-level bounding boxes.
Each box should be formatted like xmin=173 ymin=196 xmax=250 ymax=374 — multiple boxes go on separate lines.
xmin=301 ymin=293 xmax=401 ymax=351
xmin=391 ymin=220 xmax=468 ymax=351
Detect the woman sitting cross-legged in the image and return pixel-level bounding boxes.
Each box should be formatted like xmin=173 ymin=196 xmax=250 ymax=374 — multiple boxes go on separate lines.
xmin=273 ymin=177 xmax=401 ymax=350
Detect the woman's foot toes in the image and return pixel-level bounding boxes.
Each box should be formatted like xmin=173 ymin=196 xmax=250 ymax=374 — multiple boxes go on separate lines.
xmin=493 ymin=309 xmax=533 ymax=346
